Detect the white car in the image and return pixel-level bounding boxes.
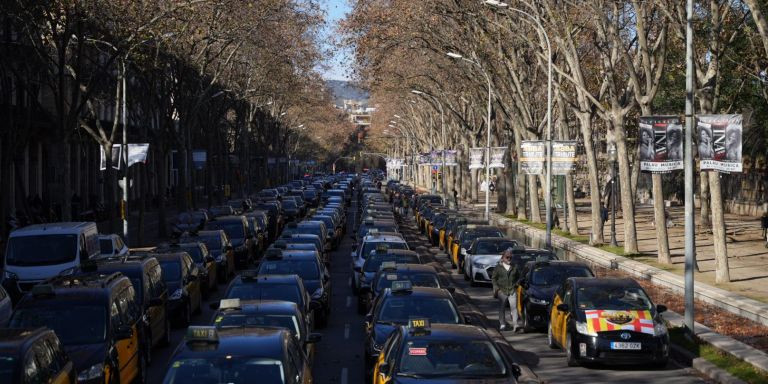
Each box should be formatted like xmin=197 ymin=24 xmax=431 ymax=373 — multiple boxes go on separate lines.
xmin=350 ymin=234 xmax=408 ymax=294
xmin=98 ymin=234 xmax=129 ymax=259
xmin=463 ymin=238 xmax=519 ymax=286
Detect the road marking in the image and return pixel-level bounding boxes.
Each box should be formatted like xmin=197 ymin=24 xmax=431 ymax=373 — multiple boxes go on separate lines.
xmin=344 ymin=323 xmax=350 ymax=339
xmin=341 ymin=368 xmax=348 ymax=384
xmin=346 ymin=296 xmax=352 ymax=307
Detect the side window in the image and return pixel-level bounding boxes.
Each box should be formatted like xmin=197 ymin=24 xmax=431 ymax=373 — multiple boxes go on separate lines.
xmin=115 ymin=237 xmax=124 ymax=250
xmin=150 ymin=265 xmax=165 ymax=297
xmin=563 ymin=283 xmax=573 ymax=307
xmin=47 ymin=336 xmax=67 ymax=371
xmin=118 ymin=286 xmax=139 ymax=324
xmin=285 ymin=338 xmax=304 ymax=381
xmin=40 ymin=339 xmax=60 ymax=376
xmin=386 ymin=332 xmax=402 ymax=367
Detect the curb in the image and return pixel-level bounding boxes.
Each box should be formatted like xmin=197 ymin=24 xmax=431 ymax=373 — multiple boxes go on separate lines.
xmin=671 ymin=344 xmax=747 ymax=384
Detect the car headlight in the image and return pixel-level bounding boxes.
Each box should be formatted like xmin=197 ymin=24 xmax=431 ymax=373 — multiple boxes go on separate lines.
xmin=169 ymin=288 xmax=183 ymax=300
xmin=312 ymin=288 xmax=324 ymax=300
xmin=3 ymin=270 xmax=18 ymax=280
xmin=575 ymin=321 xmax=597 ymax=337
xmin=654 ymin=322 xmax=668 ymax=336
xmin=530 ymin=297 xmax=549 ymax=305
xmin=472 ymin=261 xmax=492 ymax=269
xmin=78 ymin=362 xmax=104 ymax=381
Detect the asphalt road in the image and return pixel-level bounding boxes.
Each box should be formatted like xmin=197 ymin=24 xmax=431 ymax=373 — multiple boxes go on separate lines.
xmin=145 ymin=195 xmax=710 ymax=384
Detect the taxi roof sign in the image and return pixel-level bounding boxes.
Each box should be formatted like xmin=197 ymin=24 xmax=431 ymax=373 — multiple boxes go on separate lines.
xmin=408 ymin=317 xmax=431 ymax=330
xmin=380 ymin=261 xmax=397 ymax=271
xmin=391 ymin=280 xmax=413 ymax=293
xmin=219 ymin=298 xmax=241 ymax=311
xmin=375 ymin=244 xmax=389 ymax=253
xmin=240 ymin=269 xmax=260 ymax=281
xmin=186 ymin=326 xmax=219 ymax=344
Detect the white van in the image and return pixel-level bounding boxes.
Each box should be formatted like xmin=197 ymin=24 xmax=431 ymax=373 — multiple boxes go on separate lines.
xmin=2 ymin=222 xmax=100 ymax=296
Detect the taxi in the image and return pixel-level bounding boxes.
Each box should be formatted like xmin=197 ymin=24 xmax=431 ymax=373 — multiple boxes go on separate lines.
xmin=360 ymin=263 xmax=446 ymax=314
xmin=515 ymin=261 xmax=593 ymax=331
xmin=372 ymin=319 xmax=522 ymax=383
xmin=451 ymin=225 xmax=504 ymax=270
xmin=9 ymin=273 xmax=145 ymax=384
xmin=0 ymin=327 xmax=76 ymax=383
xmin=548 ymin=277 xmax=669 ymax=367
xmin=357 ymin=249 xmax=425 ymax=314
xmin=438 ymin=215 xmax=461 ymax=250
xmin=162 ymin=326 xmax=313 ymax=383
xmin=443 ymin=216 xmax=468 ymax=255
xmin=363 ymin=281 xmax=465 ymax=378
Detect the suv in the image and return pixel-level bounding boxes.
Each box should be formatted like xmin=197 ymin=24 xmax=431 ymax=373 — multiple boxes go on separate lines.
xmin=205 ymin=216 xmax=254 ymax=269
xmin=180 ymin=230 xmax=235 ymax=283
xmin=0 ymin=327 xmax=76 ymax=383
xmin=152 ymin=252 xmax=203 ymax=327
xmin=9 ymin=272 xmax=146 ymax=384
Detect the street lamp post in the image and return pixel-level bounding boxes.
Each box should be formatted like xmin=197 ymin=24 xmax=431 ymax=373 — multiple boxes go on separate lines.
xmin=446 ymin=52 xmax=492 ymax=220
xmin=412 ymin=90 xmax=447 ymax=206
xmin=484 ymin=0 xmax=554 ymax=247
xmin=608 ymin=142 xmax=618 ymax=247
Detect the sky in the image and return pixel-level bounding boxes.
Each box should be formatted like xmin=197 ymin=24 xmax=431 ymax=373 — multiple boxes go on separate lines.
xmin=319 ymin=0 xmax=353 ymax=81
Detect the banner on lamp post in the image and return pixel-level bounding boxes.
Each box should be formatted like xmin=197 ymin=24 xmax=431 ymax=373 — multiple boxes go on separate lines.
xmin=100 ymin=144 xmax=150 ymax=171
xmin=520 ymin=141 xmax=546 ymax=175
xmin=489 ymin=147 xmax=507 ymax=168
xmin=469 ymin=148 xmax=484 ymax=169
xmin=444 ymin=150 xmax=458 ymax=166
xmin=552 ymin=141 xmax=579 ymax=175
xmin=697 ymin=114 xmax=742 ymax=173
xmin=638 ymin=116 xmax=683 ymax=173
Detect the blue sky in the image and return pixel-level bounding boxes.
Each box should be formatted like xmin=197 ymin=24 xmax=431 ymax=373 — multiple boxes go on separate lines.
xmin=320 ymin=0 xmax=353 ymax=81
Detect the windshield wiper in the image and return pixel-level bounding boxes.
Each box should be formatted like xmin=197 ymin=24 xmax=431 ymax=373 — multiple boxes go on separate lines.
xmin=375 ymin=320 xmax=400 ymax=326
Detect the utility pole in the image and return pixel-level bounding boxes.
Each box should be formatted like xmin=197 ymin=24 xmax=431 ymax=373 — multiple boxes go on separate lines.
xmin=683 ymin=0 xmax=696 ymax=335
xmin=121 ymin=58 xmax=129 ymax=246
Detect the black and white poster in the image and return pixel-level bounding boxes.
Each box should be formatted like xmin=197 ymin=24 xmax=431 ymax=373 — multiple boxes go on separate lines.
xmin=469 ymin=148 xmax=484 ymax=169
xmin=99 ymin=145 xmax=122 ymax=171
xmin=552 ymin=141 xmax=578 ymax=175
xmin=489 ymin=147 xmax=507 ymax=168
xmin=698 ymin=114 xmax=742 ymax=173
xmin=639 ymin=116 xmax=683 ymax=173
xmin=520 ymin=141 xmax=546 ymax=175
xmin=444 ymin=150 xmax=458 ymax=166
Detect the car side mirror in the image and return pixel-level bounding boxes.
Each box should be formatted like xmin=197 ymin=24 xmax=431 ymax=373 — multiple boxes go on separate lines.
xmin=148 ymin=298 xmax=164 ymax=307
xmin=656 ymin=304 xmax=667 ymax=314
xmin=378 ymin=362 xmax=390 ymax=375
xmin=556 ymin=303 xmax=569 ymax=312
xmin=114 ymin=325 xmax=133 ymax=340
xmin=307 ymin=333 xmax=322 ymax=344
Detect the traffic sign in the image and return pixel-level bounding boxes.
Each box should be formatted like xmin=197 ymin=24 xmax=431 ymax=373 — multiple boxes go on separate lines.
xmin=432 ymin=165 xmax=439 ymax=171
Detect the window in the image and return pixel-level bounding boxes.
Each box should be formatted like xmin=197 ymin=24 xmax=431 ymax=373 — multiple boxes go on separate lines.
xmin=118 ymin=286 xmax=139 ymax=324
xmin=34 ymin=341 xmax=56 ymax=379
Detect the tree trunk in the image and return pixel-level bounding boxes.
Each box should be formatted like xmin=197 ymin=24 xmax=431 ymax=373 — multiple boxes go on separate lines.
xmin=576 ymin=111 xmax=603 ymax=244
xmin=470 ymin=169 xmax=478 ymax=203
xmin=652 ymin=173 xmax=671 ymax=263
xmin=528 ymin=175 xmax=541 ymax=222
xmin=612 ymin=115 xmax=639 ymax=254
xmin=709 ymin=171 xmax=730 ymax=283
xmin=62 ymin=140 xmax=72 ymax=221
xmin=566 ymin=174 xmax=578 ymax=235
xmin=700 ymin=171 xmax=711 ymax=227
xmin=157 ymin=146 xmax=168 ymax=238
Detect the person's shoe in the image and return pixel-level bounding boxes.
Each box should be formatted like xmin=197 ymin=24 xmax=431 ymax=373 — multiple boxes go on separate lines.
xmin=512 ymin=326 xmax=518 ymax=334
xmin=499 ymin=324 xmax=509 ymax=331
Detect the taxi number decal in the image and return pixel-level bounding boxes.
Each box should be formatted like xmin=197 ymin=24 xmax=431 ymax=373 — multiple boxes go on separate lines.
xmin=411 ymin=319 xmax=427 ymax=327
xmin=409 ymin=348 xmax=427 ymax=356
xmin=172 ymin=361 xmax=181 ymax=368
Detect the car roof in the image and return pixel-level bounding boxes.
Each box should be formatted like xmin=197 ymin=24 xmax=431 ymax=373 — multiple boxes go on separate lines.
xmin=234 ymin=273 xmax=302 ymax=285
xmin=378 ymin=264 xmax=437 ymax=273
xmin=570 ymin=277 xmax=640 ymax=289
xmin=10 ymin=222 xmax=95 ymax=236
xmin=401 ymin=323 xmax=491 ymax=342
xmin=210 ymin=215 xmax=245 ymax=222
xmin=527 ymin=260 xmax=589 ymax=269
xmin=363 ymin=234 xmax=406 ymax=242
xmin=216 ymin=300 xmax=300 ymax=316
xmin=383 ymin=286 xmax=452 ymax=298
xmin=174 ymin=327 xmax=286 ymax=358
xmin=265 ymin=250 xmax=319 ymax=260
xmin=0 ymin=328 xmax=51 ymax=351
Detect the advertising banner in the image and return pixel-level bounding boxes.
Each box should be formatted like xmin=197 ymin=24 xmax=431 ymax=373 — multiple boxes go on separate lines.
xmin=489 ymin=147 xmax=507 ymax=168
xmin=418 ymin=153 xmax=430 ymax=165
xmin=638 ymin=116 xmax=683 ymax=173
xmin=698 ymin=114 xmax=742 ymax=173
xmin=100 ymin=144 xmax=150 ymax=171
xmin=469 ymin=148 xmax=484 ymax=169
xmin=552 ymin=141 xmax=578 ymax=175
xmin=520 ymin=141 xmax=546 ymax=175
xmin=444 ymin=150 xmax=458 ymax=166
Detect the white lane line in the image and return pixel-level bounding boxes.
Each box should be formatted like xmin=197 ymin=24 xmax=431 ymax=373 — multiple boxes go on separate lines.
xmin=344 ymin=323 xmax=350 ymax=339
xmin=346 ymin=296 xmax=352 ymax=307
xmin=341 ymin=368 xmax=348 ymax=384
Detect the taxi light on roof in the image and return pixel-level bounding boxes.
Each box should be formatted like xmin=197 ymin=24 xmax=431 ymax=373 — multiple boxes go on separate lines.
xmin=30 ymin=284 xmax=55 ymax=298
xmin=380 ymin=261 xmax=397 ymax=271
xmin=219 ymin=298 xmax=241 ymax=310
xmin=241 ymin=269 xmax=260 ymax=281
xmin=265 ymin=249 xmax=283 ymax=260
xmin=391 ymin=280 xmax=413 ymax=293
xmin=375 ymin=244 xmax=389 ymax=253
xmin=368 ymin=228 xmax=380 ymax=235
xmin=186 ymin=326 xmax=219 ymax=344
xmin=408 ymin=317 xmax=431 ymax=331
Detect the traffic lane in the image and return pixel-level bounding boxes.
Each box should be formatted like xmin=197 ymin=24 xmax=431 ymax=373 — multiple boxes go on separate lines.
xmin=398 ymin=220 xmax=710 ymax=384
xmin=312 ymin=198 xmax=365 ymax=384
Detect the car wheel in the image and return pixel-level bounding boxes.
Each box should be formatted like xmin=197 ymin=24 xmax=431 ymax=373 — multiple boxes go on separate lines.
xmin=521 ymin=307 xmax=530 ymax=333
xmin=566 ymin=333 xmax=579 ymax=367
xmin=160 ymin=318 xmax=171 ymax=347
xmin=547 ymin=323 xmax=558 ymax=349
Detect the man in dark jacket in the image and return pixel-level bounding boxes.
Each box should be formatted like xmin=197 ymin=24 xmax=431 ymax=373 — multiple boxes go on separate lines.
xmin=492 ymin=249 xmax=520 ymax=332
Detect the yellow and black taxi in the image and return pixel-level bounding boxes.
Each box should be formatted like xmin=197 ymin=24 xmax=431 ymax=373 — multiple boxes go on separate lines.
xmin=153 ymin=252 xmax=203 ymax=327
xmin=180 ymin=229 xmax=235 ymax=283
xmin=515 ymin=261 xmax=593 ymax=331
xmin=95 ymin=255 xmax=171 ymax=361
xmin=162 ymin=326 xmax=313 ymax=383
xmin=357 ymin=249 xmax=425 ymax=314
xmin=443 ymin=216 xmax=468 ymax=254
xmin=510 ymin=248 xmax=558 ymax=271
xmin=452 ymin=225 xmax=504 ymax=271
xmin=212 ymin=298 xmax=322 ymax=362
xmin=372 ymin=319 xmax=523 ymax=383
xmin=9 ymin=272 xmax=146 ymax=383
xmin=428 ymin=211 xmax=453 ymax=248
xmin=548 ymin=277 xmax=669 ymax=367
xmin=156 ymin=242 xmax=218 ymax=298
xmin=0 ymin=327 xmax=76 ymax=384
xmin=256 ymin=250 xmax=332 ymax=328
xmin=438 ymin=214 xmax=461 ymax=250
xmin=363 ymin=281 xmax=465 ymax=378
xmin=360 ymin=263 xmax=448 ymax=315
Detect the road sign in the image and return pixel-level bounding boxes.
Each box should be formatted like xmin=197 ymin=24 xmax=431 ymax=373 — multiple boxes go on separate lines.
xmin=431 ymin=165 xmax=439 ymax=171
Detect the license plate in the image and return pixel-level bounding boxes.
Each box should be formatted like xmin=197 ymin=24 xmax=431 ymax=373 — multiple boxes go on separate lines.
xmin=611 ymin=342 xmax=641 ymax=350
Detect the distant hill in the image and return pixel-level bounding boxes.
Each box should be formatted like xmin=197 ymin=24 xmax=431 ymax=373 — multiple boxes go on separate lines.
xmin=326 ymin=80 xmax=369 ymax=106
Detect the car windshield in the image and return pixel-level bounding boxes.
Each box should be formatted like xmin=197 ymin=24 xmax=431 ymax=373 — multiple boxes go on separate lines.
xmin=282 ymin=200 xmax=297 ymax=209
xmin=577 ymin=286 xmax=653 ymax=311
xmin=226 ymin=285 xmax=302 ymax=306
xmin=0 ymin=356 xmax=15 ymax=383
xmin=160 ymin=261 xmax=182 ymax=281
xmin=162 ymin=358 xmax=285 ymax=384
xmin=463 ymin=230 xmax=503 ymax=245
xmin=364 ymin=254 xmax=420 ymax=273
xmin=258 ymin=260 xmax=320 ymax=280
xmin=10 ymin=305 xmax=106 ymax=345
xmin=375 ymin=273 xmax=439 ymax=292
xmin=181 ymin=246 xmax=204 ymax=263
xmin=511 ymin=252 xmax=557 ymax=269
xmin=378 ymin=297 xmax=459 ymax=324
xmin=475 ymin=240 xmax=518 ymax=254
xmin=196 ymin=236 xmax=223 ymax=252
xmin=296 ymin=226 xmax=322 ymax=238
xmin=206 ymin=222 xmax=245 ymax=240
xmin=5 ymin=235 xmax=78 ymax=266
xmin=531 ymin=266 xmax=593 ymax=286
xmin=398 ymin=340 xmax=506 ymax=378
xmin=361 ymin=242 xmax=407 ymax=259
xmin=99 ymin=239 xmax=113 ymax=254
xmin=216 ymin=314 xmax=300 ymax=339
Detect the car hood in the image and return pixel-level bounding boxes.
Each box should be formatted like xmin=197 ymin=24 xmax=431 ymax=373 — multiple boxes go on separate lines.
xmin=472 ymin=255 xmax=502 ymax=265
xmin=528 ymin=285 xmax=558 ymax=302
xmin=393 ymin=377 xmax=511 ymax=383
xmin=64 ymin=343 xmax=108 ymax=372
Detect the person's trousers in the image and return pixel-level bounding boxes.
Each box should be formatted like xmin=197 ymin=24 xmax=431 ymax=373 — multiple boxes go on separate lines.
xmin=498 ymin=292 xmax=518 ymax=327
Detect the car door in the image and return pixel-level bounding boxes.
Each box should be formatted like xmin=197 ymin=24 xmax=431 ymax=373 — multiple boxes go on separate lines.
xmin=552 ymin=282 xmax=573 ymax=347
xmin=549 ymin=284 xmax=565 ymax=347
xmin=183 ymin=255 xmax=201 ymax=311
xmin=146 ymin=265 xmax=165 ymax=346
xmin=111 ymin=297 xmax=135 ymax=383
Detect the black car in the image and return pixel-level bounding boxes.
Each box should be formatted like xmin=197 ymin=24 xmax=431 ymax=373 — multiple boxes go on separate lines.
xmin=180 ymin=229 xmax=235 ymax=283
xmin=161 ymin=326 xmax=312 ymax=383
xmin=362 ymin=263 xmax=448 ymax=315
xmin=205 ymin=215 xmax=254 ymax=269
xmin=357 ymin=249 xmax=424 ymax=314
xmin=156 ymin=242 xmax=218 ymax=297
xmin=154 ymin=252 xmax=203 ymax=327
xmin=254 ymin=201 xmax=284 ymax=241
xmin=510 ymin=247 xmax=558 ymax=271
xmin=281 ymin=199 xmax=302 ymax=222
xmin=0 ymin=328 xmax=77 ymax=384
xmin=255 ymin=250 xmax=331 ymax=327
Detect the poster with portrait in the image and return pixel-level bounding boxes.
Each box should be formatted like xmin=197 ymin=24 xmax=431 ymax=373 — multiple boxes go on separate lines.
xmin=489 ymin=147 xmax=507 ymax=168
xmin=469 ymin=148 xmax=484 ymax=169
xmin=520 ymin=141 xmax=546 ymax=175
xmin=638 ymin=116 xmax=683 ymax=173
xmin=444 ymin=150 xmax=458 ymax=166
xmin=552 ymin=141 xmax=578 ymax=175
xmin=418 ymin=153 xmax=430 ymax=165
xmin=698 ymin=114 xmax=742 ymax=173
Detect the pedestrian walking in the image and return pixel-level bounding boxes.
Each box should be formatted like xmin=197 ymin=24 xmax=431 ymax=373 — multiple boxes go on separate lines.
xmin=453 ymin=188 xmax=459 ymax=209
xmin=402 ymin=197 xmax=409 ymax=217
xmin=600 ymin=203 xmax=609 ymax=242
xmin=492 ymin=249 xmax=520 ymax=332
xmin=489 ymin=180 xmax=496 ymax=194
xmin=551 ymin=205 xmax=560 ymax=228
xmin=761 ymin=211 xmax=768 ymax=240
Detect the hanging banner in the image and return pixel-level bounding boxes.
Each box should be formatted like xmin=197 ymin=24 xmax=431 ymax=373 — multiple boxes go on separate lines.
xmin=444 ymin=150 xmax=458 ymax=166
xmin=698 ymin=114 xmax=742 ymax=173
xmin=418 ymin=153 xmax=430 ymax=165
xmin=426 ymin=150 xmax=438 ymax=165
xmin=520 ymin=141 xmax=546 ymax=175
xmin=469 ymin=148 xmax=484 ymax=169
xmin=552 ymin=141 xmax=578 ymax=175
xmin=489 ymin=147 xmax=507 ymax=168
xmin=99 ymin=145 xmax=122 ymax=171
xmin=99 ymin=144 xmax=150 ymax=171
xmin=639 ymin=116 xmax=683 ymax=173
xmin=192 ymin=150 xmax=207 ymax=170
xmin=127 ymin=144 xmax=150 ymax=167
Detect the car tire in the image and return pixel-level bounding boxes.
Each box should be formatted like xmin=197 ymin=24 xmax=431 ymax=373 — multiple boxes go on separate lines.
xmin=521 ymin=306 xmax=530 ymax=333
xmin=566 ymin=333 xmax=579 ymax=367
xmin=160 ymin=318 xmax=171 ymax=347
xmin=547 ymin=323 xmax=558 ymax=349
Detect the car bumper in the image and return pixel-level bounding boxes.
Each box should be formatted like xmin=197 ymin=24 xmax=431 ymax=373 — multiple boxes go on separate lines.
xmin=473 ymin=266 xmax=494 ymax=282
xmin=523 ymin=302 xmax=550 ymax=328
xmin=571 ymin=330 xmax=669 ymax=364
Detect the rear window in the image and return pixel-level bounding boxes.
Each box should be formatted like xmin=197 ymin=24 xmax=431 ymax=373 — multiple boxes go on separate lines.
xmin=361 ymin=241 xmax=408 ymax=259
